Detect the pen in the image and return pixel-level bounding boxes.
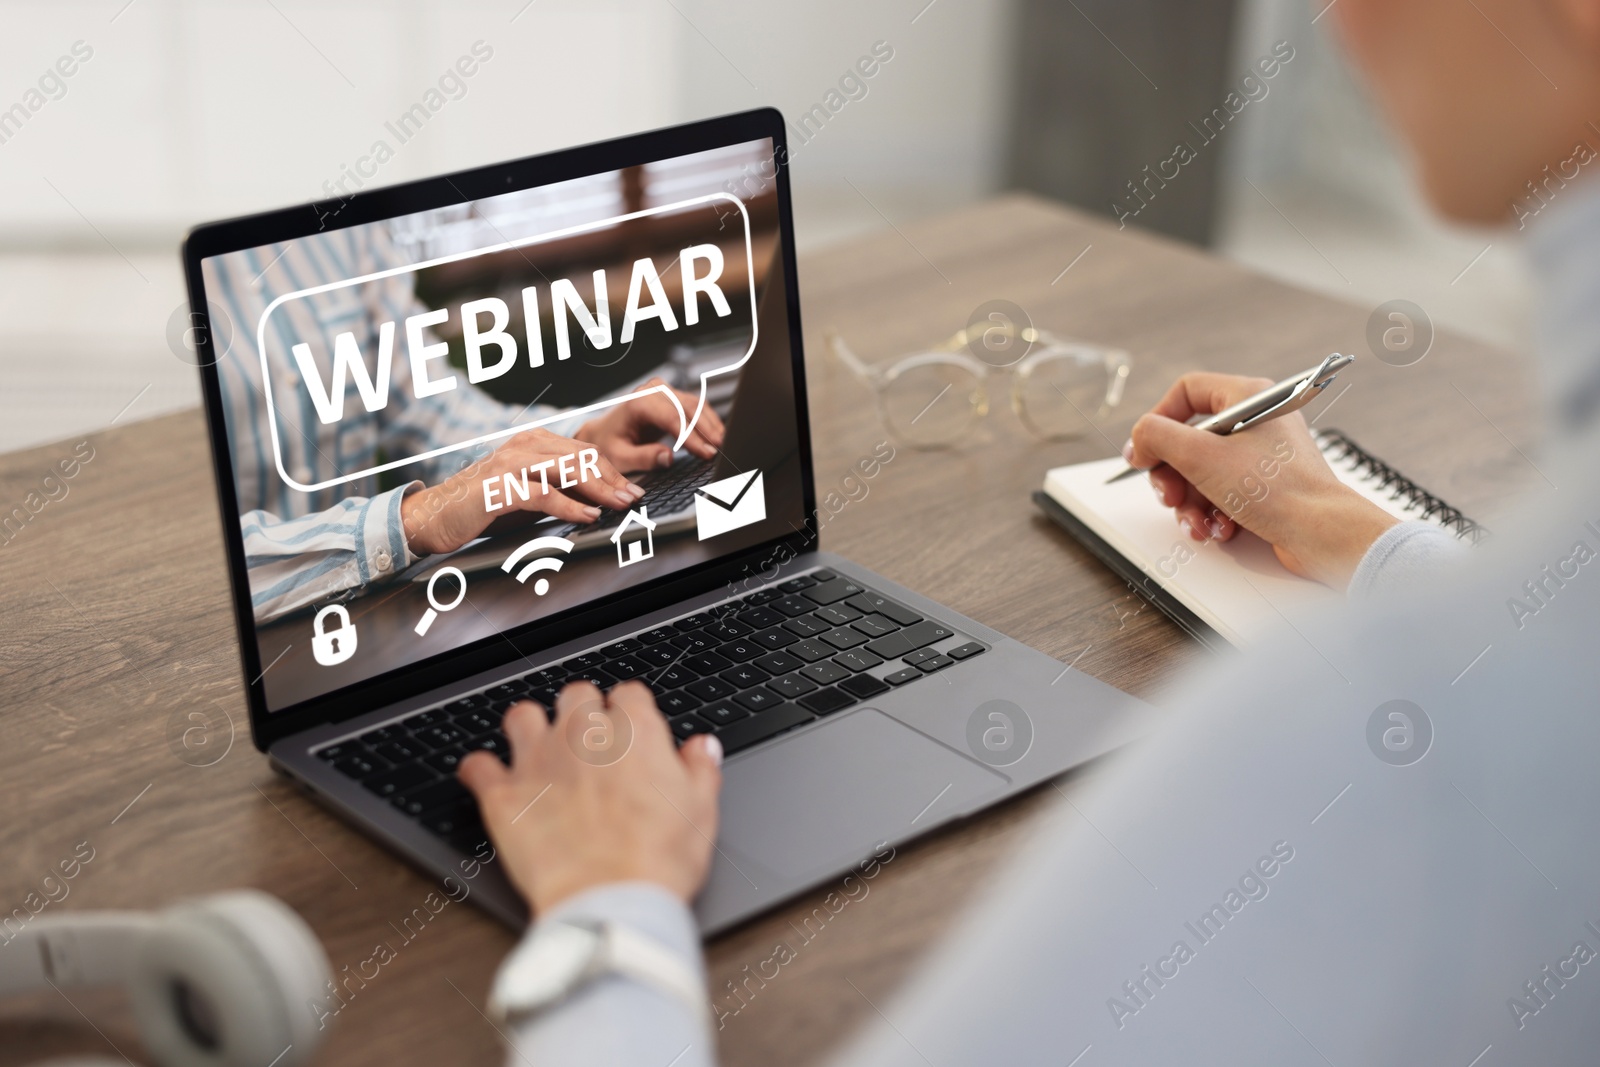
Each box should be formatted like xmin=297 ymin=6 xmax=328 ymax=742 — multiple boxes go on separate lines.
xmin=1105 ymin=353 xmax=1355 ymax=484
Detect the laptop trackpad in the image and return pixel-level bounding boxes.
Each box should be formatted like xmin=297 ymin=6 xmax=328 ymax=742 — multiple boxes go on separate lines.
xmin=718 ymin=708 xmax=1010 ymax=881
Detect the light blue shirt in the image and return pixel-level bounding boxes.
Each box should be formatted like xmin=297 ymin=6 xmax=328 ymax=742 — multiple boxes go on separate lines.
xmin=502 ymin=179 xmax=1600 ymax=1065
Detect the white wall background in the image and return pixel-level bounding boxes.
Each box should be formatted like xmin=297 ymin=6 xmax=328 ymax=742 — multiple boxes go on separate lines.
xmin=0 ymin=0 xmax=1530 ymax=454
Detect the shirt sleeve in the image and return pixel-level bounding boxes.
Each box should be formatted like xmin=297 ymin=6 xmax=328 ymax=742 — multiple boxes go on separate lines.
xmin=1346 ymin=520 xmax=1465 ymax=599
xmin=243 ymin=482 xmax=420 ymax=622
xmin=501 ymin=882 xmax=715 ymax=1067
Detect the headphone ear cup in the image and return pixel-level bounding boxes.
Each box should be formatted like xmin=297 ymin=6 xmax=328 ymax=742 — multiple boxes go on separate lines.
xmin=127 ymin=891 xmax=332 ymax=1067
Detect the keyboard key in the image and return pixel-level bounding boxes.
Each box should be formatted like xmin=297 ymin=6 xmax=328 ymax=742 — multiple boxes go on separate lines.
xmin=668 ymin=632 xmax=715 ymax=654
xmin=418 ymin=724 xmax=467 ymax=749
xmin=782 ymin=615 xmax=830 ymax=637
xmin=884 ymin=667 xmax=922 ymax=686
xmin=657 ymin=690 xmax=702 ymax=716
xmin=798 ymin=661 xmax=850 ymax=686
xmin=316 ymin=741 xmax=358 ymax=762
xmin=813 ymin=604 xmax=863 ymax=626
xmin=734 ymin=688 xmax=784 ymax=713
xmin=746 ymin=589 xmax=783 ymax=605
xmin=635 ymin=645 xmax=680 ymax=668
xmin=771 ymin=595 xmax=815 ymax=617
xmin=564 ymin=652 xmax=605 ymax=673
xmin=362 ymin=764 xmax=434 ymax=798
xmin=820 ymin=627 xmax=867 ymax=651
xmin=833 ymin=649 xmax=884 ymax=672
xmin=947 ymin=642 xmax=987 ymax=660
xmin=766 ymin=673 xmax=818 ymax=699
xmin=676 ymin=611 xmax=715 ymax=630
xmin=455 ymin=711 xmax=498 ymax=735
xmin=705 ymin=620 xmax=751 ymax=641
xmin=686 ymin=651 xmax=734 ymax=674
xmin=798 ymin=687 xmax=855 ymax=716
xmin=638 ymin=626 xmax=678 ymax=644
xmin=737 ymin=606 xmax=785 ymax=629
xmin=850 ymin=614 xmax=899 ymax=639
xmin=392 ymin=778 xmax=470 ymax=817
xmin=840 ymin=673 xmax=891 ymax=699
xmin=467 ymin=733 xmax=511 ymax=760
xmin=750 ymin=627 xmax=798 ymax=651
xmin=420 ymin=800 xmax=478 ymax=837
xmin=811 ymin=568 xmax=839 ymax=581
xmin=334 ymin=752 xmax=386 ymax=778
xmin=361 ymin=724 xmax=406 ymax=744
xmin=719 ymin=639 xmax=763 ymax=663
xmin=845 ymin=593 xmax=923 ymax=627
xmin=753 ymin=651 xmax=803 ymax=675
xmin=903 ymin=648 xmax=941 ymax=666
xmin=404 ymin=708 xmax=449 ymax=729
xmin=601 ymin=638 xmax=642 ymax=657
xmin=698 ymin=702 xmax=748 ymax=726
xmin=802 ymin=578 xmax=864 ymax=606
xmin=865 ymin=620 xmax=955 ymax=660
xmin=720 ymin=663 xmax=770 ymax=689
xmin=917 ymin=655 xmax=954 ymax=673
xmin=566 ymin=667 xmax=617 ymax=688
xmin=607 ymin=656 xmax=650 ymax=680
xmin=716 ymin=704 xmax=815 ymax=754
xmin=778 ymin=576 xmax=817 ymax=593
xmin=375 ymin=739 xmax=424 ymax=764
xmin=521 ymin=668 xmax=566 ymax=689
xmin=686 ymin=677 xmax=737 ymax=702
xmin=671 ymin=715 xmax=715 ymax=741
xmin=787 ymin=639 xmax=833 ymax=663
xmin=656 ymin=665 xmax=699 ymax=689
xmin=423 ymin=747 xmax=467 ymax=774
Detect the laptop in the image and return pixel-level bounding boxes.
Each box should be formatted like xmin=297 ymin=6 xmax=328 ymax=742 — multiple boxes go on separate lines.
xmin=183 ymin=108 xmax=1154 ymax=934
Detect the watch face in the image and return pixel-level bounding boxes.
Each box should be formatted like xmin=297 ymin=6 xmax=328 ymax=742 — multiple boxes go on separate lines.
xmin=496 ymin=922 xmax=604 ymax=1013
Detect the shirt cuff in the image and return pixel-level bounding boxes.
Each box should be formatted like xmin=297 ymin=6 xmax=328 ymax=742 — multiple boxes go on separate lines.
xmin=359 ymin=481 xmax=423 ymax=581
xmin=1348 ymin=520 xmax=1464 ymax=599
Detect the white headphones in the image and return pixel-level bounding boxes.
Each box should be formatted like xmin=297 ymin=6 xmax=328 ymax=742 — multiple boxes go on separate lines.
xmin=1 ymin=890 xmax=332 ymax=1067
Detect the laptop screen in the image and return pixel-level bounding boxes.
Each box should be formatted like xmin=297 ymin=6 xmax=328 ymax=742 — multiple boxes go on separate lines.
xmin=195 ymin=132 xmax=807 ymax=713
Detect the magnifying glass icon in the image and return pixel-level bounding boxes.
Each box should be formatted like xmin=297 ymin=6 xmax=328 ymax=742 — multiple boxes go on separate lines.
xmin=415 ymin=566 xmax=467 ymax=637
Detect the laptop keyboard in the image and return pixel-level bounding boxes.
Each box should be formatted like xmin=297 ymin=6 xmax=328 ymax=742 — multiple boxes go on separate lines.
xmin=311 ymin=568 xmax=987 ymax=855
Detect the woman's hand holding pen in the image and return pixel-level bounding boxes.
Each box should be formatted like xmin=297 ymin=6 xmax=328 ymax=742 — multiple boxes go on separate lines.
xmin=401 ymin=429 xmax=643 ymax=558
xmin=1126 ymin=372 xmax=1399 ymax=590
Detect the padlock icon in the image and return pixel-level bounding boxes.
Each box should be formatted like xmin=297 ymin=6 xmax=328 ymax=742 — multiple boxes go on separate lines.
xmin=312 ymin=604 xmax=358 ymax=666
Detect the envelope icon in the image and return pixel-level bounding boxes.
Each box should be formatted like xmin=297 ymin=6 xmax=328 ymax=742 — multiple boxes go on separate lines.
xmin=695 ymin=469 xmax=766 ymax=541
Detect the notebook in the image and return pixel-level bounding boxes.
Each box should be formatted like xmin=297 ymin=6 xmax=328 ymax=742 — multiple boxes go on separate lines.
xmin=1034 ymin=429 xmax=1485 ymax=650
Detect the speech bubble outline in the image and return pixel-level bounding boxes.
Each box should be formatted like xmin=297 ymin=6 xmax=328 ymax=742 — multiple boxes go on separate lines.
xmin=253 ymin=192 xmax=757 ymax=494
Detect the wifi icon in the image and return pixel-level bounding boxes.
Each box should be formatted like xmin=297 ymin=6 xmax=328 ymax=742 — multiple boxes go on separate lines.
xmin=501 ymin=535 xmax=576 ymax=595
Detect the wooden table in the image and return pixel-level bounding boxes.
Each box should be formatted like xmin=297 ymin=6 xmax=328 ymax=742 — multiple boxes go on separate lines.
xmin=0 ymin=195 xmax=1536 ymax=1066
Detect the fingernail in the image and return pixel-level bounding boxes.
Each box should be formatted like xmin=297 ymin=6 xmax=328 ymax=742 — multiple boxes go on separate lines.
xmin=1152 ymin=483 xmax=1165 ymax=505
xmin=1207 ymin=519 xmax=1223 ymax=540
xmin=1179 ymin=518 xmax=1194 ymax=540
xmin=658 ymin=452 xmax=672 ymax=468
xmin=614 ymin=489 xmax=633 ymax=506
xmin=1121 ymin=438 xmax=1134 ymax=462
xmin=583 ymin=506 xmax=601 ymax=520
xmin=628 ymin=483 xmax=646 ymax=500
xmin=704 ymin=734 xmax=723 ymax=767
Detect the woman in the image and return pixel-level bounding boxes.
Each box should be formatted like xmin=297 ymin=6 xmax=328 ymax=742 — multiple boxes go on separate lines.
xmin=459 ymin=0 xmax=1600 ymax=1062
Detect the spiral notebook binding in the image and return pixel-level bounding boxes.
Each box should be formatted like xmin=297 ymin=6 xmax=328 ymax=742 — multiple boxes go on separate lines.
xmin=1316 ymin=429 xmax=1488 ymax=544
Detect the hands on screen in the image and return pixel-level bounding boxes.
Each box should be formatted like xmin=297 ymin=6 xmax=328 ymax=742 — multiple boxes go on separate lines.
xmin=400 ymin=380 xmax=723 ymax=558
xmin=401 ymin=428 xmax=643 ymax=557
xmin=1127 ymin=372 xmax=1398 ymax=589
xmin=578 ymin=377 xmax=726 ymax=468
xmin=458 ymin=681 xmax=724 ymax=913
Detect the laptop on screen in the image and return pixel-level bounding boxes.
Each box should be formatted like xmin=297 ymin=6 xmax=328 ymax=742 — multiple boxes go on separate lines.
xmin=183 ymin=108 xmax=1154 ymax=934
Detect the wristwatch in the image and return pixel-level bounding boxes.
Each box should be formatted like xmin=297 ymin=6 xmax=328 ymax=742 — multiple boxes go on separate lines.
xmin=489 ymin=917 xmax=709 ymax=1026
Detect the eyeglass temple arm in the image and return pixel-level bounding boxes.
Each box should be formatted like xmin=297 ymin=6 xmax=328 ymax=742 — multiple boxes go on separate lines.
xmin=825 ymin=332 xmax=877 ymax=384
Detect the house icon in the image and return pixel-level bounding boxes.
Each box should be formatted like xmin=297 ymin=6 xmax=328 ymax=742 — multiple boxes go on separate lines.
xmin=610 ymin=507 xmax=657 ymax=568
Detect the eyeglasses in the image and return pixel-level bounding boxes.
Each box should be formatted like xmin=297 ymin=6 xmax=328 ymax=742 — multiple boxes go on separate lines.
xmin=828 ymin=325 xmax=1131 ymax=449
